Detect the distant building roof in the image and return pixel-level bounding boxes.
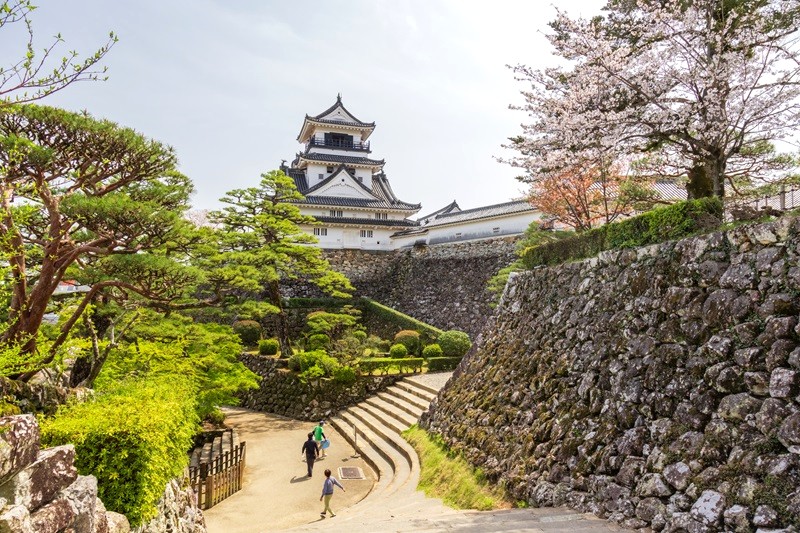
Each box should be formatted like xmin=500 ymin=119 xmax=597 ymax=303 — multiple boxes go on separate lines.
xmin=419 ymin=199 xmax=537 ymax=227
xmin=311 ymin=216 xmax=419 ymax=227
xmin=297 ymin=95 xmax=376 ymax=142
xmin=310 ymin=94 xmax=374 ymax=126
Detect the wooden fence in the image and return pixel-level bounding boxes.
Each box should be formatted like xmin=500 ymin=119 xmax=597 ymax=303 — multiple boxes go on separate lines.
xmin=188 ymin=441 xmax=246 ymax=510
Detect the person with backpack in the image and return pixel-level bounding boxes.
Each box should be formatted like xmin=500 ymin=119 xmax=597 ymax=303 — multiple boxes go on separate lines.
xmin=301 ymin=432 xmax=319 ymax=477
xmin=313 ymin=420 xmax=327 ymax=458
xmin=319 ymin=468 xmax=345 ymax=518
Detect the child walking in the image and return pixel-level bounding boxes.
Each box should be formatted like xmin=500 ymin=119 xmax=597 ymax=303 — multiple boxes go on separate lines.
xmin=319 ymin=469 xmax=345 ymax=518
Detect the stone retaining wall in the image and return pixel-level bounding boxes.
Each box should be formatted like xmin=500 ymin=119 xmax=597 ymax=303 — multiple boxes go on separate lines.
xmin=237 ymin=354 xmax=403 ymax=421
xmin=286 ymin=238 xmax=517 ymax=338
xmin=422 ymin=216 xmax=800 ymax=532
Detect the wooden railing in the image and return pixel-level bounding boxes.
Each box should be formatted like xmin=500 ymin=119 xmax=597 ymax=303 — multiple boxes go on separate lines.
xmin=188 ymin=441 xmax=246 ymax=510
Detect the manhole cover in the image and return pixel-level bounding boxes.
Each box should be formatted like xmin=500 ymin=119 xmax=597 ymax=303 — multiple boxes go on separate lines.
xmin=338 ymin=466 xmax=364 ymax=480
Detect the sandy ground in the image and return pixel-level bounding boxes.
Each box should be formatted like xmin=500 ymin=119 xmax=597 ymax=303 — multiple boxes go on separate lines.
xmin=203 ymin=408 xmax=375 ymax=533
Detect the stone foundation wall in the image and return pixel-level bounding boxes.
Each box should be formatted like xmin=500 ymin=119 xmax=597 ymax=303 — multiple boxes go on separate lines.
xmin=287 ymin=238 xmax=518 ymax=338
xmin=237 ymin=354 xmax=403 ymax=421
xmin=422 ymin=217 xmax=800 ymax=531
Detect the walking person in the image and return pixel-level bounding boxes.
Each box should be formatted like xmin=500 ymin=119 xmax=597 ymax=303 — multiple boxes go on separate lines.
xmin=301 ymin=432 xmax=319 ymax=477
xmin=313 ymin=420 xmax=327 ymax=458
xmin=319 ymin=469 xmax=345 ymax=518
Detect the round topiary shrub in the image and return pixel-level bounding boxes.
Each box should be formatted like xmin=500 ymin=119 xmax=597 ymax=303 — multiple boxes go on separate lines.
xmin=258 ymin=338 xmax=280 ymax=356
xmin=394 ymin=330 xmax=421 ymax=355
xmin=232 ymin=320 xmax=262 ymax=347
xmin=422 ymin=343 xmax=443 ymax=358
xmin=307 ymin=333 xmax=330 ymax=350
xmin=437 ymin=330 xmax=472 ymax=357
xmin=352 ymin=330 xmax=368 ymax=342
xmin=389 ymin=343 xmax=408 ymax=358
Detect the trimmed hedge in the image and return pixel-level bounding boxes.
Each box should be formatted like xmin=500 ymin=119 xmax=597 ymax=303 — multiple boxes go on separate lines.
xmin=40 ymin=376 xmax=199 ymax=527
xmin=360 ymin=298 xmax=443 ymax=344
xmin=427 ymin=357 xmax=463 ymax=372
xmin=389 ymin=343 xmax=409 ymax=358
xmin=422 ymin=344 xmax=444 ymax=358
xmin=232 ymin=320 xmax=262 ymax=346
xmin=394 ymin=330 xmax=421 ymax=355
xmin=258 ymin=338 xmax=279 ymax=356
xmin=437 ymin=330 xmax=472 ymax=357
xmin=522 ymin=197 xmax=723 ymax=268
xmin=357 ymin=357 xmax=424 ymax=375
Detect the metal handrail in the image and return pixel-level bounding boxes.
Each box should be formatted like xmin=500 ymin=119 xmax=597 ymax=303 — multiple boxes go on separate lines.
xmin=307 ymin=138 xmax=370 ymax=151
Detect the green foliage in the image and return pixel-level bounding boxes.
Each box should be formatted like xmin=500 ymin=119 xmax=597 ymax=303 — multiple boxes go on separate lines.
xmin=287 ymin=349 xmax=356 ymax=384
xmin=305 ymin=307 xmax=363 ymax=340
xmin=258 ymin=338 xmax=279 ymax=356
xmin=360 ymin=298 xmax=443 ymax=343
xmin=394 ymin=330 xmax=421 ymax=355
xmin=331 ymin=365 xmax=356 ymax=385
xmin=389 ymin=343 xmax=408 ymax=358
xmin=522 ymin=197 xmax=723 ymax=268
xmin=93 ymin=311 xmax=260 ymax=420
xmin=402 ymin=425 xmax=509 ymax=510
xmin=352 ymin=330 xmax=367 ymax=342
xmin=437 ymin=330 xmax=472 ymax=357
xmin=357 ymin=357 xmax=424 ymax=375
xmin=427 ymin=357 xmax=463 ymax=372
xmin=307 ymin=333 xmax=331 ymax=351
xmin=232 ymin=320 xmax=262 ymax=346
xmin=487 ymin=223 xmax=573 ymax=302
xmin=422 ymin=343 xmax=444 ymax=358
xmin=40 ymin=376 xmax=199 ymax=527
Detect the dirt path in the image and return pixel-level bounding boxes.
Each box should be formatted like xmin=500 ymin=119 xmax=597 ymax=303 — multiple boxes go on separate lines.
xmin=203 ymin=408 xmax=375 ymax=533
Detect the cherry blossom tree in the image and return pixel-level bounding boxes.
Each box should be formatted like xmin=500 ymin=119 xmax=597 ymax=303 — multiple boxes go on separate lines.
xmin=508 ymin=0 xmax=800 ymax=200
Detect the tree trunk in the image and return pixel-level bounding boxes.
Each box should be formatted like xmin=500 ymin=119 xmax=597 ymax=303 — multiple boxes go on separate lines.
xmin=686 ymin=163 xmax=714 ymax=199
xmin=267 ymin=280 xmax=293 ymax=358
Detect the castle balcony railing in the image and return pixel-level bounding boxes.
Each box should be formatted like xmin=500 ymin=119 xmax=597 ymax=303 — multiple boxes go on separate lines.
xmin=306 ymin=138 xmax=371 ymax=152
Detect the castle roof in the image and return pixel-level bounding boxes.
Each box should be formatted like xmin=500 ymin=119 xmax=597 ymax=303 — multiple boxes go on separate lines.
xmin=295 ymin=152 xmax=385 ymax=168
xmin=297 ymin=95 xmax=376 ymax=142
xmin=419 ymin=199 xmax=537 ymax=227
xmin=286 ymin=165 xmax=421 ymax=212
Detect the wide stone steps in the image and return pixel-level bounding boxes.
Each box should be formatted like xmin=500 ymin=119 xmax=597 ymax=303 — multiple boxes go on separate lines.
xmin=287 ymin=372 xmax=624 ymax=532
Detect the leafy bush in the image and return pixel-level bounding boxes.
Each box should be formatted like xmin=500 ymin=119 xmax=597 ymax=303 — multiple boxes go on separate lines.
xmin=288 ymin=350 xmax=334 ymax=372
xmin=394 ymin=330 xmax=421 ymax=354
xmin=95 ymin=313 xmax=259 ymax=420
xmin=41 ymin=376 xmax=199 ymax=527
xmin=258 ymin=338 xmax=279 ymax=356
xmin=352 ymin=330 xmax=368 ymax=342
xmin=332 ymin=365 xmax=357 ymax=385
xmin=437 ymin=330 xmax=472 ymax=357
xmin=427 ymin=356 xmax=463 ymax=372
xmin=422 ymin=344 xmax=444 ymax=358
xmin=232 ymin=319 xmax=262 ymax=346
xmin=389 ymin=343 xmax=408 ymax=358
xmin=305 ymin=308 xmax=363 ymax=340
xmin=307 ymin=333 xmax=331 ymax=350
xmin=522 ymin=197 xmax=723 ymax=268
xmin=299 ymin=365 xmax=325 ymax=383
xmin=357 ymin=357 xmax=424 ymax=375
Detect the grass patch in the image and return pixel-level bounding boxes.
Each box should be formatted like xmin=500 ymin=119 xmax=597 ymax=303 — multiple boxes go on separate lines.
xmin=402 ymin=425 xmax=511 ymax=511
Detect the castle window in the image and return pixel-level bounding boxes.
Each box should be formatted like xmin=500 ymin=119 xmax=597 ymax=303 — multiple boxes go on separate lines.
xmin=326 ymin=166 xmax=334 ymax=173
xmin=318 ymin=173 xmax=324 ymax=180
xmin=314 ymin=228 xmax=328 ymax=236
xmin=329 ymin=210 xmax=343 ymax=217
xmin=375 ymin=212 xmax=388 ymax=220
xmin=360 ymin=230 xmax=373 ymax=238
xmin=455 ymin=232 xmax=462 ymax=238
xmin=492 ymin=227 xmax=500 ymax=234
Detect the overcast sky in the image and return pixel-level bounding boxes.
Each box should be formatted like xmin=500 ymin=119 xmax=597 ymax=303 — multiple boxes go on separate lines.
xmin=11 ymin=1 xmax=605 ymax=214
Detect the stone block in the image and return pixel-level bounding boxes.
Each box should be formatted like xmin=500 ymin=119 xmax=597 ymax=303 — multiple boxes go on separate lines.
xmin=61 ymin=475 xmax=97 ymax=533
xmin=0 ymin=415 xmax=40 ymax=484
xmin=769 ymin=367 xmax=800 ymax=398
xmin=663 ymin=462 xmax=691 ymax=491
xmin=0 ymin=445 xmax=77 ymax=510
xmin=718 ymin=393 xmax=762 ymax=422
xmin=690 ymin=490 xmax=725 ymax=526
xmin=105 ymin=512 xmax=130 ymax=533
xmin=30 ymin=497 xmax=75 ymax=533
xmin=0 ymin=504 xmax=33 ymax=533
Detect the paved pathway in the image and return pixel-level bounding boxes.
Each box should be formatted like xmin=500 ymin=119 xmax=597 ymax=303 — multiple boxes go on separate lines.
xmin=205 ymin=374 xmax=625 ymax=533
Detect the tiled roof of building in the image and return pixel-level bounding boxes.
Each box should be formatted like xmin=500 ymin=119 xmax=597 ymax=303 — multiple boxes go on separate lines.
xmin=417 ymin=200 xmax=461 ymax=221
xmin=297 ymin=153 xmax=385 ymax=167
xmin=652 ymin=180 xmax=686 ymax=201
xmin=284 ymin=166 xmax=421 ymax=212
xmin=309 ymin=94 xmax=375 ymax=127
xmin=311 ymin=216 xmax=419 ymax=227
xmin=419 ymin=199 xmax=537 ymax=227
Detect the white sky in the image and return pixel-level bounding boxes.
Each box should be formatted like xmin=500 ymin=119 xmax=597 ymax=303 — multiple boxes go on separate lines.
xmin=12 ymin=1 xmax=605 ymax=214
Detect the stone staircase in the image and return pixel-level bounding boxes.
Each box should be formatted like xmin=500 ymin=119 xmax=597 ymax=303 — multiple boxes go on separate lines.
xmin=287 ymin=373 xmax=623 ymax=532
